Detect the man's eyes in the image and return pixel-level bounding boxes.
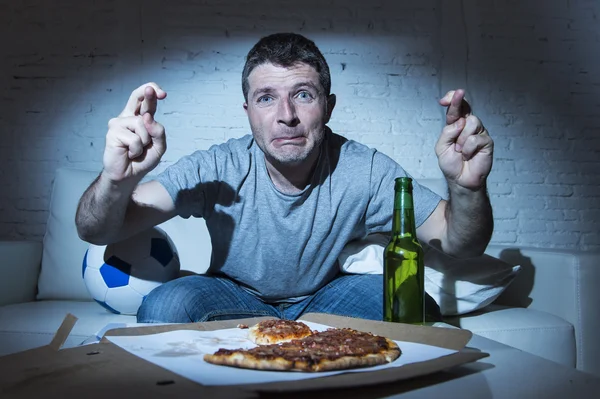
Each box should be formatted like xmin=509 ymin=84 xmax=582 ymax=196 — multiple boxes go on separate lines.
xmin=255 ymin=91 xmax=314 ymax=104
xmin=257 ymin=95 xmax=273 ymax=103
xmin=296 ymin=91 xmax=314 ymax=100
xmin=296 ymin=90 xmax=315 ymax=101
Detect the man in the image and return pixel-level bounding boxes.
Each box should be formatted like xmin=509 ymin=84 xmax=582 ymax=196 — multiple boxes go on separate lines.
xmin=76 ymin=33 xmax=494 ymax=323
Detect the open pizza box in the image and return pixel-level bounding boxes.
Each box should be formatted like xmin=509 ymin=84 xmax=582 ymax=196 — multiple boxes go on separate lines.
xmin=0 ymin=313 xmax=489 ymax=398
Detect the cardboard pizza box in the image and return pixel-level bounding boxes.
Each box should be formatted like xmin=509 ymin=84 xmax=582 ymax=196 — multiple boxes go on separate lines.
xmin=0 ymin=313 xmax=489 ymax=398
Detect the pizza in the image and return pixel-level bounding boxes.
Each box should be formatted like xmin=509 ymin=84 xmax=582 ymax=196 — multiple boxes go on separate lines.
xmin=248 ymin=319 xmax=314 ymax=345
xmin=204 ymin=326 xmax=401 ymax=372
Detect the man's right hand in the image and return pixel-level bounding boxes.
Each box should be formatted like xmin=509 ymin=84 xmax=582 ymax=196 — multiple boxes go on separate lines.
xmin=102 ymin=82 xmax=168 ymax=183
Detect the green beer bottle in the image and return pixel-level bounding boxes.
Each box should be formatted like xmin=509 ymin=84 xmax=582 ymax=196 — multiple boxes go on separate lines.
xmin=383 ymin=177 xmax=425 ymax=324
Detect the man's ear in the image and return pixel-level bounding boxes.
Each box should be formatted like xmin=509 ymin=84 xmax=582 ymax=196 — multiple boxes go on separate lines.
xmin=325 ymin=94 xmax=336 ymax=123
xmin=243 ymin=102 xmax=248 ymax=114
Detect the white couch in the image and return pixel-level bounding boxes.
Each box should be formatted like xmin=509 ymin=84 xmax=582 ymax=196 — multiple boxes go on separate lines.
xmin=1 ymin=167 xmax=599 ymax=377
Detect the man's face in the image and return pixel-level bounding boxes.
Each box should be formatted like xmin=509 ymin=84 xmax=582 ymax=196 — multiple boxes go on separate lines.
xmin=244 ymin=62 xmax=334 ymax=167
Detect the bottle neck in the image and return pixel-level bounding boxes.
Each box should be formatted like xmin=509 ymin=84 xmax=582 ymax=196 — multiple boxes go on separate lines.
xmin=391 ymin=189 xmax=417 ymax=238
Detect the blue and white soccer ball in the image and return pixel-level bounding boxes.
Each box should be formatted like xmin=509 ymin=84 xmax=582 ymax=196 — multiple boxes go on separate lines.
xmin=82 ymin=227 xmax=180 ymax=315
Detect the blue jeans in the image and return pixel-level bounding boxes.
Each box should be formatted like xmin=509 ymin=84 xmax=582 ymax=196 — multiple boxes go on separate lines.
xmin=137 ymin=274 xmax=441 ymax=323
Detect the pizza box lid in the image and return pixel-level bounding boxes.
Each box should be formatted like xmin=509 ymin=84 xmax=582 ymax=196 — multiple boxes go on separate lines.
xmin=0 ymin=313 xmax=489 ymax=398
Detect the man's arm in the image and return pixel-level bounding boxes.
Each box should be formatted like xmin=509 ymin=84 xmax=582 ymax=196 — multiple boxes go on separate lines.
xmin=417 ymin=89 xmax=494 ymax=258
xmin=418 ymin=188 xmax=493 ymax=258
xmin=75 ymin=82 xmax=173 ymax=245
xmin=76 ymin=177 xmax=176 ymax=245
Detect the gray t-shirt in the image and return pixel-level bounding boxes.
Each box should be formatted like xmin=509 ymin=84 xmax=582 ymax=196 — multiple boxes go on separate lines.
xmin=156 ymin=130 xmax=441 ymax=302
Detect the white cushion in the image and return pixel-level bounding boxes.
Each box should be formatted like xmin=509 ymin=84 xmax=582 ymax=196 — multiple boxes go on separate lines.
xmin=0 ymin=241 xmax=42 ymax=306
xmin=338 ymin=233 xmax=520 ymax=316
xmin=338 ymin=234 xmax=389 ymax=275
xmin=0 ymin=300 xmax=136 ymax=356
xmin=38 ymin=168 xmax=99 ymax=300
xmin=424 ymin=247 xmax=521 ymax=316
xmin=446 ymin=305 xmax=576 ymax=368
xmin=38 ymin=168 xmax=212 ymax=301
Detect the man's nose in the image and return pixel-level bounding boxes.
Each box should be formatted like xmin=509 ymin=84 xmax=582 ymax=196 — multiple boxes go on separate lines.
xmin=277 ymin=98 xmax=299 ymax=126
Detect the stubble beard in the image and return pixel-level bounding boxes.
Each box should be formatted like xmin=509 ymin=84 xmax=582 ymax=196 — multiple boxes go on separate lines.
xmin=253 ymin=126 xmax=326 ymax=167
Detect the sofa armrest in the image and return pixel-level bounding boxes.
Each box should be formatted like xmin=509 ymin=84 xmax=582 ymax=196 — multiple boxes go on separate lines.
xmin=485 ymin=244 xmax=600 ymax=374
xmin=0 ymin=241 xmax=42 ymax=306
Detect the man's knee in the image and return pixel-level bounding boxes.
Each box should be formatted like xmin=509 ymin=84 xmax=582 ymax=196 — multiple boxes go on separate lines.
xmin=329 ymin=274 xmax=383 ymax=295
xmin=137 ymin=275 xmax=211 ymax=323
xmin=305 ymin=274 xmax=442 ymax=322
xmin=136 ymin=275 xmax=279 ymax=323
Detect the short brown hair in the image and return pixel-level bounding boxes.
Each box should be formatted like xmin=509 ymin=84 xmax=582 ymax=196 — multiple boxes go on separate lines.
xmin=242 ymin=33 xmax=331 ymax=101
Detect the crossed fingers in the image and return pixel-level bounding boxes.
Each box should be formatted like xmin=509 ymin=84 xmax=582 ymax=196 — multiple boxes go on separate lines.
xmin=436 ymin=90 xmax=491 ymax=159
xmin=439 ymin=89 xmax=473 ymax=125
xmin=119 ymin=82 xmax=167 ymax=118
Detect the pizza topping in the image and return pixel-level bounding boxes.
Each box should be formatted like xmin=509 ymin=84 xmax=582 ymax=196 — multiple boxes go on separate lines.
xmin=248 ymin=319 xmax=314 ymax=344
xmin=237 ymin=324 xmax=249 ymax=329
xmin=256 ymin=319 xmax=313 ymax=335
xmin=204 ymin=326 xmax=401 ymax=372
xmin=214 ymin=328 xmax=394 ymax=363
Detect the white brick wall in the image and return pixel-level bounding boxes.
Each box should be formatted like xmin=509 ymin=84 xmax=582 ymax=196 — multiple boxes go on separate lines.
xmin=0 ymin=0 xmax=598 ymax=250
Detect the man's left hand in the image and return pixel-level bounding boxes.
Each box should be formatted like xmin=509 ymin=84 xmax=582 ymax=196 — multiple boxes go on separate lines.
xmin=436 ymin=89 xmax=494 ymax=190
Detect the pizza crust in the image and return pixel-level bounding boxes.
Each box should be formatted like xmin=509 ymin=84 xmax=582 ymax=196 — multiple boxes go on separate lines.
xmin=203 ymin=352 xmax=296 ymax=371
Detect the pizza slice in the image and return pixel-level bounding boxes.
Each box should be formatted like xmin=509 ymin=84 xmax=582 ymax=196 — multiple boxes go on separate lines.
xmin=247 ymin=319 xmax=315 ymax=345
xmin=204 ymin=327 xmax=401 ymax=372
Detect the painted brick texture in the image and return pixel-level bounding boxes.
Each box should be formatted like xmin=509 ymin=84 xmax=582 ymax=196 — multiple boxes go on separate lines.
xmin=0 ymin=0 xmax=598 ymax=250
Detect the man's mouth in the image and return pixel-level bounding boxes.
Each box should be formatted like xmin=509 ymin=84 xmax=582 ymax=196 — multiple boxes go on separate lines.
xmin=273 ymin=136 xmax=305 ymax=144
